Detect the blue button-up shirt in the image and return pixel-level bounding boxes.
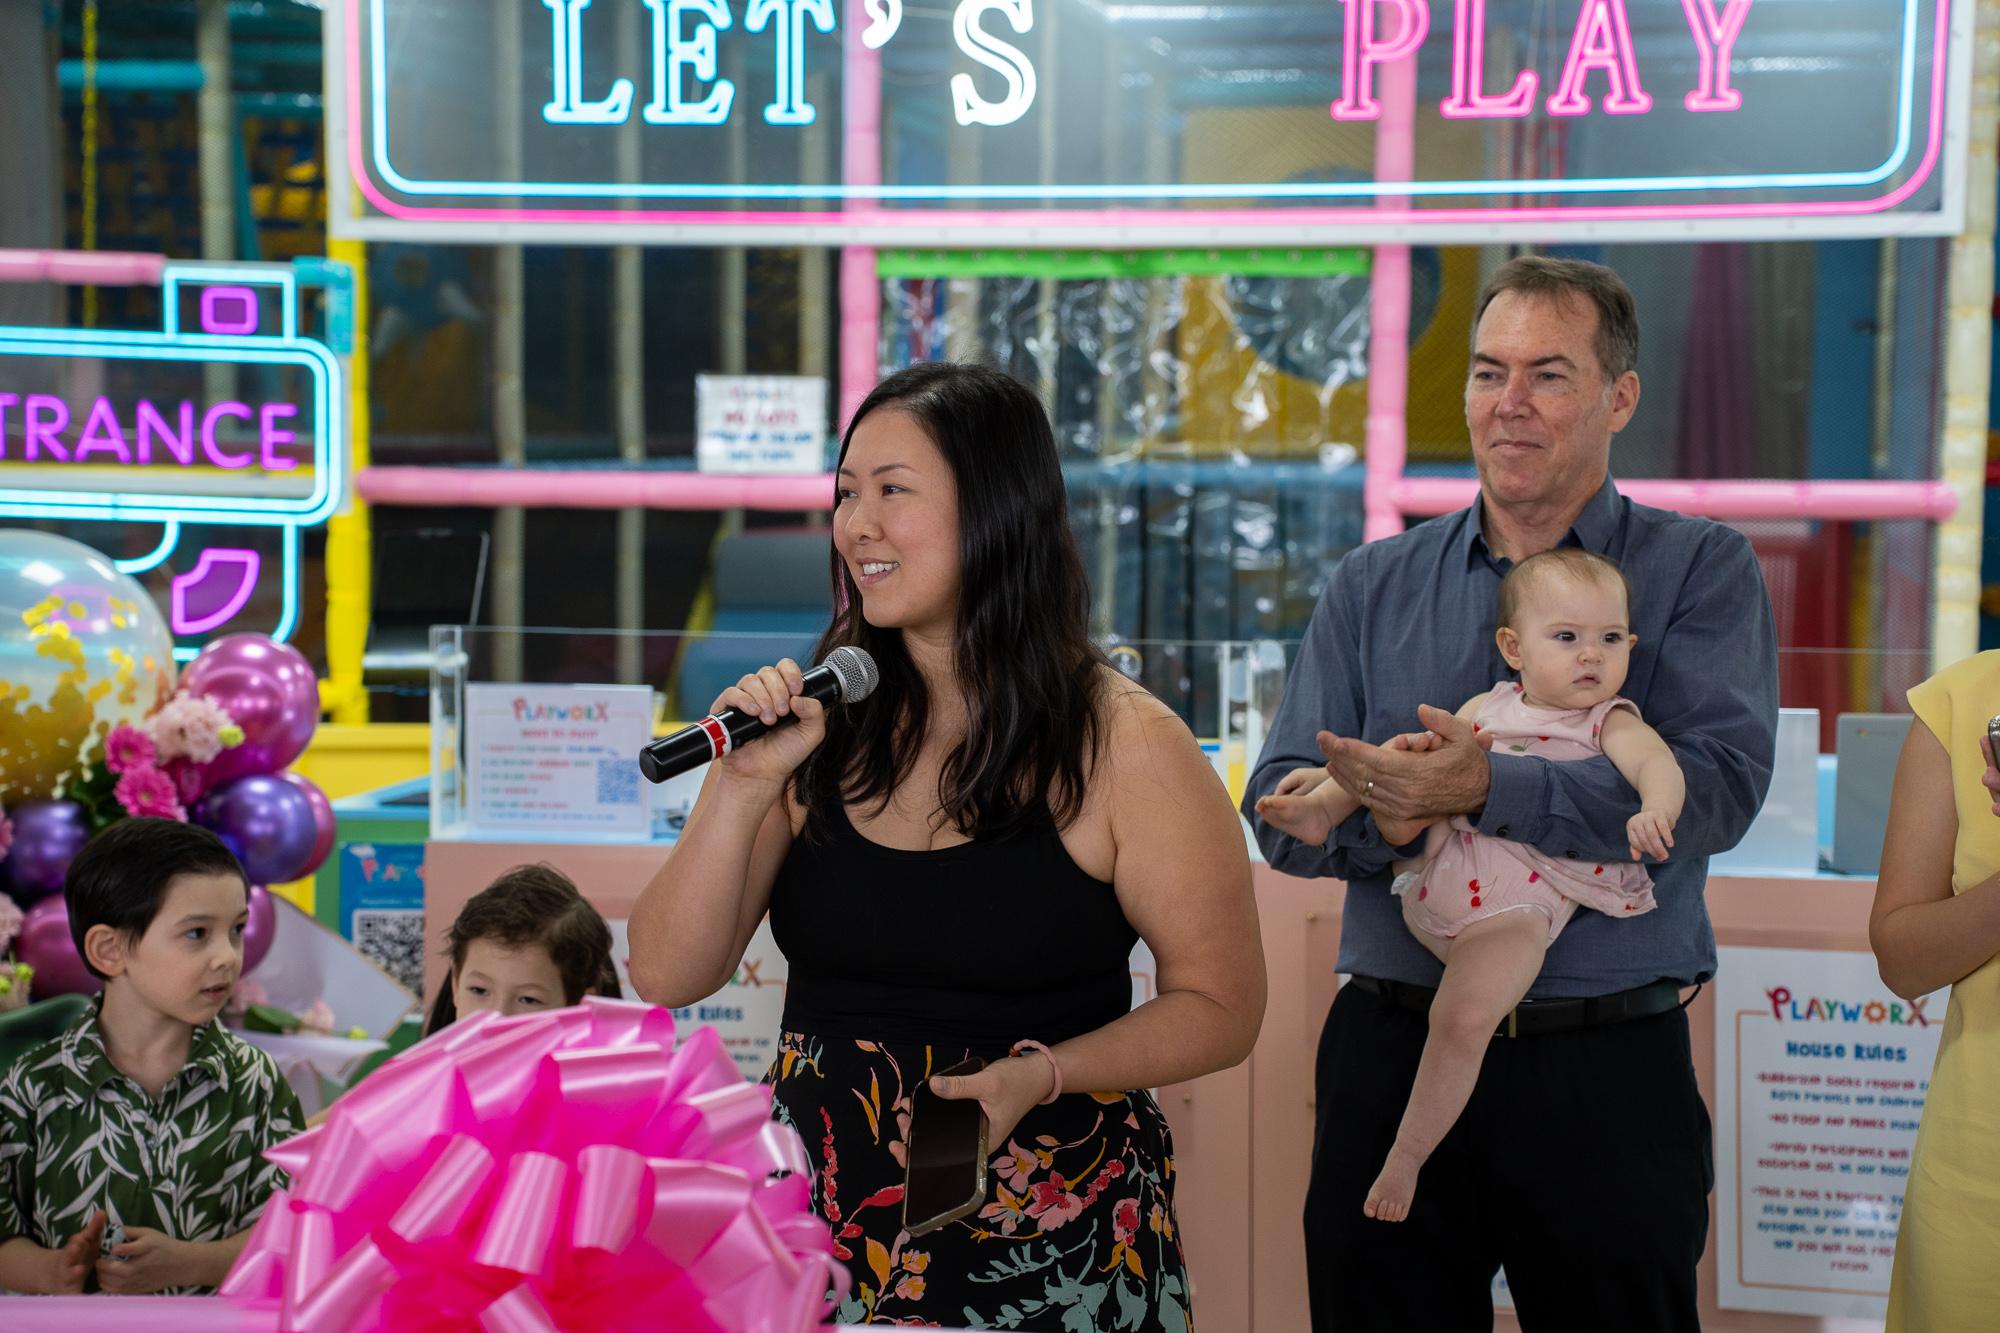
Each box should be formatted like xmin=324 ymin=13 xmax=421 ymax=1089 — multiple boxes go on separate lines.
xmin=1242 ymin=477 xmax=1778 ymax=998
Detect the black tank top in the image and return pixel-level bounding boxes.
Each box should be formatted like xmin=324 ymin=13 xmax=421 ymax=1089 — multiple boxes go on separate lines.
xmin=769 ymin=803 xmax=1138 ymax=1050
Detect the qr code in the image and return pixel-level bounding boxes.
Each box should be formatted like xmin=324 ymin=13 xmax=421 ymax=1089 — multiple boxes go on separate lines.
xmin=354 ymin=909 xmax=427 ymax=998
xmin=596 ymin=756 xmax=640 ymax=806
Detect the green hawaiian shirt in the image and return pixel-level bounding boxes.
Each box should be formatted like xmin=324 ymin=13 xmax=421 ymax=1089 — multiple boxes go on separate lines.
xmin=0 ymin=1001 xmax=303 ymax=1294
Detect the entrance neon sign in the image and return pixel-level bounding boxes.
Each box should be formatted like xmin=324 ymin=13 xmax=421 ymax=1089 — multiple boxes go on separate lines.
xmin=0 ymin=261 xmax=346 ymax=657
xmin=0 ymin=395 xmax=304 ymax=471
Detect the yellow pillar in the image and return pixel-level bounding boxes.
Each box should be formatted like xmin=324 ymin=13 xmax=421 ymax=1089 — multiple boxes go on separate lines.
xmin=323 ymin=236 xmax=372 ymax=724
xmin=1935 ymin=1 xmax=2000 ymax=670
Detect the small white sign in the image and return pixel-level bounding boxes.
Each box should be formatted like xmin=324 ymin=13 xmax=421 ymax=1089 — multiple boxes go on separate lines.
xmin=1715 ymin=945 xmax=1948 ymax=1317
xmin=696 ymin=374 xmax=828 ymax=474
xmin=464 ymin=683 xmax=653 ymax=839
xmin=608 ymin=917 xmax=791 ymax=1081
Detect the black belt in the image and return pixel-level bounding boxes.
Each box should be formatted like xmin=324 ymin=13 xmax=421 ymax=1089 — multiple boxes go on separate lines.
xmin=1345 ymin=974 xmax=1689 ymax=1039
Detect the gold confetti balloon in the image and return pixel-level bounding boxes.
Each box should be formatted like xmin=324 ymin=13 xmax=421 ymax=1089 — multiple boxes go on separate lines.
xmin=0 ymin=530 xmax=175 ymax=805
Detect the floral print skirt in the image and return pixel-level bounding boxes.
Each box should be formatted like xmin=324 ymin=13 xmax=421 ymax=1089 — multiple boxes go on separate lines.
xmin=766 ymin=1030 xmax=1193 ymax=1331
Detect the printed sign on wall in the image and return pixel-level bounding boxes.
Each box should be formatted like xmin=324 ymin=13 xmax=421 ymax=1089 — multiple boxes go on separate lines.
xmin=1715 ymin=945 xmax=1948 ymax=1317
xmin=465 ymin=683 xmax=654 ymax=838
xmin=696 ymin=374 xmax=829 ymax=474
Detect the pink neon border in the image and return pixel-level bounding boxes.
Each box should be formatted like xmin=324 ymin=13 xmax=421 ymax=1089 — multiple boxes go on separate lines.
xmin=345 ymin=0 xmax=1951 ymax=231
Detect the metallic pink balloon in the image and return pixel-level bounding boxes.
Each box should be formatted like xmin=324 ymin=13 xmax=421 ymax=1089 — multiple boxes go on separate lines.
xmin=18 ymin=894 xmax=100 ymax=999
xmin=242 ymin=884 xmax=277 ymax=975
xmin=180 ymin=635 xmax=321 ymax=792
xmin=278 ymin=772 xmax=336 ymax=879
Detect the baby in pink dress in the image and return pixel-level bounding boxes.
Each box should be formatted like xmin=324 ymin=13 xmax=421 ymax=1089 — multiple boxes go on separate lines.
xmin=1254 ymin=548 xmax=1684 ymax=1222
xmin=1391 ymin=678 xmax=1658 ymax=942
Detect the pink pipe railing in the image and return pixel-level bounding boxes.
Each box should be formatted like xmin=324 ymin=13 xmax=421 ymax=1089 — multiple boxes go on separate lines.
xmin=1362 ymin=49 xmax=1418 ymax=544
xmin=357 ymin=466 xmax=1956 ymax=524
xmin=0 ymin=248 xmax=168 ymax=285
xmin=358 ymin=467 xmax=834 ymax=512
xmin=837 ymin=0 xmax=884 ymax=432
xmin=1392 ymin=477 xmax=1960 ymax=522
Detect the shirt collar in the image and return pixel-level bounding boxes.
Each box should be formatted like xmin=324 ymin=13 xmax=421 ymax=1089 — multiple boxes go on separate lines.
xmin=1462 ymin=474 xmax=1624 ymax=569
xmin=62 ymin=997 xmax=232 ymax=1094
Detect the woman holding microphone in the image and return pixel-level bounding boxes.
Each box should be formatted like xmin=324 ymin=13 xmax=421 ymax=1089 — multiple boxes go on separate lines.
xmin=629 ymin=362 xmax=1264 ymax=1331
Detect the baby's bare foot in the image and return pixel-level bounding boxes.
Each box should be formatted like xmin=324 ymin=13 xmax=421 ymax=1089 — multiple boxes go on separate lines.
xmin=1363 ymin=1144 xmax=1423 ymax=1223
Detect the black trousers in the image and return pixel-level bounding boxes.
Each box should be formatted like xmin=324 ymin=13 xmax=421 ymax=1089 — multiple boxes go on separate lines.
xmin=1304 ymin=980 xmax=1712 ymax=1332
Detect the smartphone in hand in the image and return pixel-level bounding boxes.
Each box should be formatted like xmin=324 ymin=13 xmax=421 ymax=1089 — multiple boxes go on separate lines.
xmin=903 ymin=1057 xmax=989 ymax=1237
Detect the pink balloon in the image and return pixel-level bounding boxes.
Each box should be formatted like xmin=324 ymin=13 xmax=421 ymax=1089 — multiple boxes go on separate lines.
xmin=278 ymin=772 xmax=336 ymax=879
xmin=18 ymin=895 xmax=100 ymax=999
xmin=243 ymin=884 xmax=277 ymax=975
xmin=181 ymin=635 xmax=321 ymax=793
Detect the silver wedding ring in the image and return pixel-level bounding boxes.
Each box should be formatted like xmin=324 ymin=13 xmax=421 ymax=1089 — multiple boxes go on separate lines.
xmin=1363 ymin=778 xmax=1375 ymax=799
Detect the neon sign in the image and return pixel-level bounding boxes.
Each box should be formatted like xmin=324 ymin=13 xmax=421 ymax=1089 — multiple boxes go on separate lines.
xmin=0 ymin=395 xmax=304 ymax=471
xmin=333 ymin=0 xmax=1964 ymax=241
xmin=0 ymin=261 xmax=346 ymax=657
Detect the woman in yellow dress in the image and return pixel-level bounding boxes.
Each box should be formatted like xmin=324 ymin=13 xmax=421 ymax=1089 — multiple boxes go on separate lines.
xmin=1872 ymin=649 xmax=2000 ymax=1329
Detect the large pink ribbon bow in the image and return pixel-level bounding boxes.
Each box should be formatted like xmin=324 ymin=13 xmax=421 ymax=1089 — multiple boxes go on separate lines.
xmin=219 ymin=997 xmax=846 ymax=1332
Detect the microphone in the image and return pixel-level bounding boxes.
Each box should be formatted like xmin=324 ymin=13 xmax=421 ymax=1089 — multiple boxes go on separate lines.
xmin=638 ymin=646 xmax=879 ymax=784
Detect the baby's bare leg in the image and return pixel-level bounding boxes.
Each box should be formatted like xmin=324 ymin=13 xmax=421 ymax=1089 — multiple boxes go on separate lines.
xmin=1365 ymin=910 xmax=1550 ymax=1223
xmin=1373 ymin=809 xmax=1434 ymax=848
xmin=1391 ymin=824 xmax=1453 ymax=895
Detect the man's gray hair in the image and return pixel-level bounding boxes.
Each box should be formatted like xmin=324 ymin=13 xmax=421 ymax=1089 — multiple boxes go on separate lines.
xmin=1474 ymin=256 xmax=1640 ymax=382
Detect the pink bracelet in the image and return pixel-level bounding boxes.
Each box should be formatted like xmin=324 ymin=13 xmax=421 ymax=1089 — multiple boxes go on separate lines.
xmin=1011 ymin=1040 xmax=1063 ymax=1104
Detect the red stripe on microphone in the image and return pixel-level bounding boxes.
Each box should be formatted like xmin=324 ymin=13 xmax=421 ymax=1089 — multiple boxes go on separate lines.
xmin=699 ymin=715 xmax=732 ymax=758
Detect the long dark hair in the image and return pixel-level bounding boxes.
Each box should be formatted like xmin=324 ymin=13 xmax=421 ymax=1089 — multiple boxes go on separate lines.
xmin=794 ymin=361 xmax=1106 ymax=841
xmin=424 ymin=864 xmax=624 ymax=1034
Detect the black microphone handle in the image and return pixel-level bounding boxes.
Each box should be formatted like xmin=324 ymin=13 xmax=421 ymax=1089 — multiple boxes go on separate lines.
xmin=638 ymin=660 xmax=845 ymax=783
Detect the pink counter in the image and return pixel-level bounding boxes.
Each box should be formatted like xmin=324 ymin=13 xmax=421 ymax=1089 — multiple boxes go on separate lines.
xmin=425 ymin=840 xmax=1882 ymax=1332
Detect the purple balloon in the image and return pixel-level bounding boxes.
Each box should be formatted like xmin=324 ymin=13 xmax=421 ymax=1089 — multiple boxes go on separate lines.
xmin=18 ymin=894 xmax=99 ymax=999
xmin=4 ymin=800 xmax=90 ymax=902
xmin=278 ymin=772 xmax=336 ymax=879
xmin=180 ymin=636 xmax=320 ymax=792
xmin=242 ymin=884 xmax=277 ymax=975
xmin=193 ymin=775 xmax=318 ymax=886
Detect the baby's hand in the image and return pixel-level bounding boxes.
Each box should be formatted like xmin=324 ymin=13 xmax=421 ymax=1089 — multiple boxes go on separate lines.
xmin=1383 ymin=730 xmax=1443 ymax=754
xmin=1271 ymin=764 xmax=1331 ymax=799
xmin=1255 ymin=766 xmax=1339 ymax=845
xmin=1628 ymin=810 xmax=1677 ymax=862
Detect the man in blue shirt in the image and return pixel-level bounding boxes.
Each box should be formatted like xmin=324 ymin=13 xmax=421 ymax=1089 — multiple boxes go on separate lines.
xmin=1244 ymin=256 xmax=1777 ymax=1331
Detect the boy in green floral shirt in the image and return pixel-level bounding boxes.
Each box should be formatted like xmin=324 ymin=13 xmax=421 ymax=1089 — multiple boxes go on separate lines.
xmin=0 ymin=819 xmax=302 ymax=1295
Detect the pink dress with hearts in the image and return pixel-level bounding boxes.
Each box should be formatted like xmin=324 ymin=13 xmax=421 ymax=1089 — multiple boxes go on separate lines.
xmin=1395 ymin=680 xmax=1658 ymax=943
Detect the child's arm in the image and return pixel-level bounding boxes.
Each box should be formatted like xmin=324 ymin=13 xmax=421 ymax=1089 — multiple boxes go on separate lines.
xmin=95 ymin=1225 xmax=250 ymax=1294
xmin=1259 ymin=694 xmax=1493 ymax=850
xmin=1372 ymin=694 xmax=1491 ymax=847
xmin=1256 ymin=720 xmax=1457 ymax=846
xmin=0 ymin=1212 xmax=105 ymax=1295
xmin=1599 ymin=708 xmax=1687 ymax=861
